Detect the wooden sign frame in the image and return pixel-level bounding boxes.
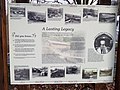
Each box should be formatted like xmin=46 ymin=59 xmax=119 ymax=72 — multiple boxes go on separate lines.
xmin=0 ymin=0 xmax=119 ymax=90
xmin=0 ymin=0 xmax=8 ymax=90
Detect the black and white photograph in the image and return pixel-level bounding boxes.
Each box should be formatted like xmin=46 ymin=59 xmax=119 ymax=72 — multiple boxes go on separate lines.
xmin=82 ymin=69 xmax=97 ymax=79
xmin=10 ymin=7 xmax=25 ymax=17
xmin=28 ymin=11 xmax=46 ymax=23
xmin=94 ymin=33 xmax=113 ymax=54
xmin=50 ymin=67 xmax=65 ymax=78
xmin=30 ymin=0 xmax=77 ymax=4
xmin=42 ymin=35 xmax=85 ymax=64
xmin=14 ymin=67 xmax=30 ymax=80
xmin=99 ymin=13 xmax=116 ymax=23
xmin=83 ymin=8 xmax=98 ymax=21
xmin=66 ymin=66 xmax=80 ymax=74
xmin=99 ymin=68 xmax=112 ymax=77
xmin=32 ymin=67 xmax=48 ymax=78
xmin=48 ymin=8 xmax=63 ymax=20
xmin=65 ymin=14 xmax=81 ymax=24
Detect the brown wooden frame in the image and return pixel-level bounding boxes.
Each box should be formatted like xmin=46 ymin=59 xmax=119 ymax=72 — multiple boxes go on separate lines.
xmin=0 ymin=0 xmax=119 ymax=90
xmin=0 ymin=1 xmax=4 ymax=90
xmin=0 ymin=0 xmax=8 ymax=90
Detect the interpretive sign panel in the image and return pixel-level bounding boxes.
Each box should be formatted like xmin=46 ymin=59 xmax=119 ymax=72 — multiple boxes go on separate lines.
xmin=8 ymin=3 xmax=117 ymax=84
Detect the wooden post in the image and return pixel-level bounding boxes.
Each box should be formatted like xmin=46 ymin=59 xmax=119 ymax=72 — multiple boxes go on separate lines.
xmin=0 ymin=1 xmax=5 ymax=90
xmin=0 ymin=0 xmax=8 ymax=90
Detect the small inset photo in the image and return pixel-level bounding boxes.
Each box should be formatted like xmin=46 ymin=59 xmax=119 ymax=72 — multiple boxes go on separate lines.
xmin=50 ymin=67 xmax=65 ymax=78
xmin=99 ymin=13 xmax=116 ymax=23
xmin=66 ymin=66 xmax=80 ymax=74
xmin=28 ymin=11 xmax=46 ymax=23
xmin=83 ymin=8 xmax=98 ymax=21
xmin=32 ymin=67 xmax=48 ymax=78
xmin=99 ymin=68 xmax=112 ymax=77
xmin=10 ymin=7 xmax=25 ymax=17
xmin=65 ymin=14 xmax=81 ymax=24
xmin=14 ymin=67 xmax=30 ymax=81
xmin=48 ymin=8 xmax=63 ymax=20
xmin=94 ymin=33 xmax=113 ymax=54
xmin=82 ymin=68 xmax=97 ymax=79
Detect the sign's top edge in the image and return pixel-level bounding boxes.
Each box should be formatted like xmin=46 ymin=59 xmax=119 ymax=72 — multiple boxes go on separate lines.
xmin=8 ymin=3 xmax=118 ymax=8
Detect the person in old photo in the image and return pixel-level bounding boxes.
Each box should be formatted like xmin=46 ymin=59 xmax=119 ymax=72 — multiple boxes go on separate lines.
xmin=94 ymin=33 xmax=113 ymax=54
xmin=97 ymin=40 xmax=110 ymax=54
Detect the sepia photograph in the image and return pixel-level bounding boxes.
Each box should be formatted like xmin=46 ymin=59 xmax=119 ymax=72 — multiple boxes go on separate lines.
xmin=94 ymin=33 xmax=113 ymax=54
xmin=48 ymin=8 xmax=63 ymax=20
xmin=66 ymin=66 xmax=80 ymax=74
xmin=28 ymin=11 xmax=46 ymax=23
xmin=99 ymin=13 xmax=116 ymax=23
xmin=83 ymin=8 xmax=98 ymax=21
xmin=99 ymin=68 xmax=112 ymax=77
xmin=65 ymin=14 xmax=81 ymax=24
xmin=14 ymin=68 xmax=30 ymax=80
xmin=10 ymin=7 xmax=25 ymax=17
xmin=42 ymin=35 xmax=85 ymax=64
xmin=50 ymin=67 xmax=65 ymax=78
xmin=32 ymin=67 xmax=48 ymax=78
xmin=82 ymin=69 xmax=97 ymax=79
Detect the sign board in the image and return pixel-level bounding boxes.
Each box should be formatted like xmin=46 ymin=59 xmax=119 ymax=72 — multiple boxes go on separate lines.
xmin=8 ymin=3 xmax=117 ymax=84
